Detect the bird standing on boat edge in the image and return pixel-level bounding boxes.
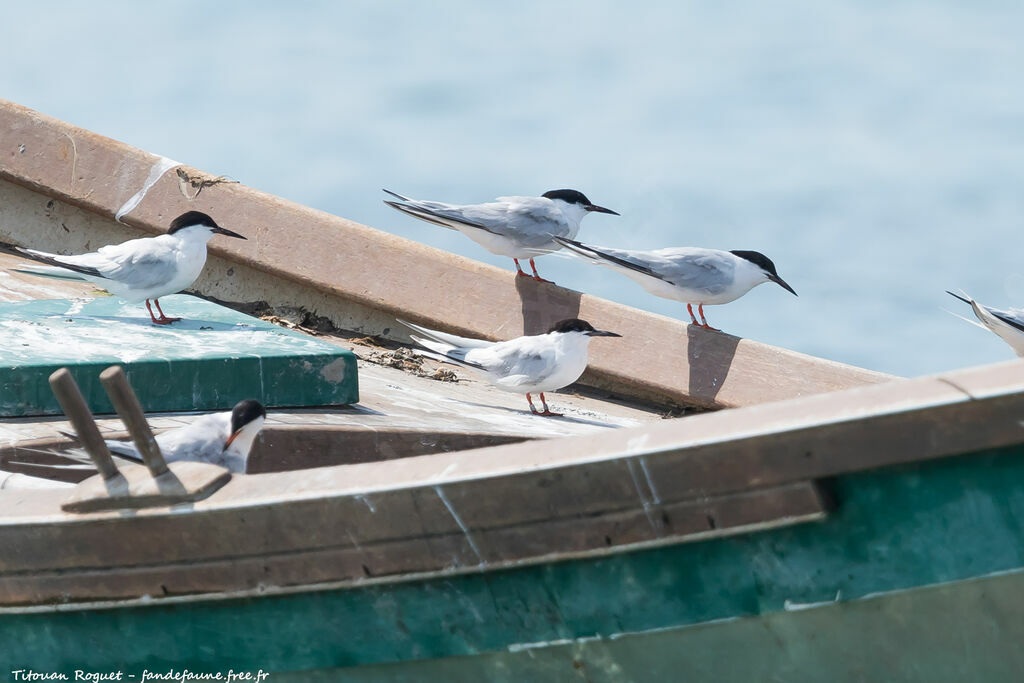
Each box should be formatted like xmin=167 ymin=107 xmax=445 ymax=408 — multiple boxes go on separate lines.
xmin=382 ymin=188 xmax=619 ymax=284
xmin=400 ymin=318 xmax=621 ymax=416
xmin=947 ymin=290 xmax=1024 ymax=357
xmin=0 ymin=211 xmax=246 ymax=324
xmin=553 ymin=236 xmax=797 ymax=331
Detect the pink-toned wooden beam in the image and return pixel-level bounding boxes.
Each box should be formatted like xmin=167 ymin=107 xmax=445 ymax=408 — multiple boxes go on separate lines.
xmin=0 ymin=99 xmax=893 ymax=409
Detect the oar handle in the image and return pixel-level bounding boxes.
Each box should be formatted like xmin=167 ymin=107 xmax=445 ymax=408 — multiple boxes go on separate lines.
xmin=48 ymin=368 xmax=121 ymax=481
xmin=99 ymin=366 xmax=169 ymax=477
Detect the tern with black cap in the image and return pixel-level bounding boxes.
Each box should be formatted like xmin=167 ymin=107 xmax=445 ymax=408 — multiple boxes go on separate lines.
xmin=554 ymin=237 xmax=797 ymax=331
xmin=383 ymin=188 xmax=618 ymax=283
xmin=400 ymin=318 xmax=621 ymax=416
xmin=36 ymin=400 xmax=267 ymax=474
xmin=0 ymin=211 xmax=246 ymax=324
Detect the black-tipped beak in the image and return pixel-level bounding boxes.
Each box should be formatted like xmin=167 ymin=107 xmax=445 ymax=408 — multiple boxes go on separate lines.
xmin=213 ymin=226 xmax=247 ymax=240
xmin=585 ymin=204 xmax=620 ymax=216
xmin=587 ymin=329 xmax=622 ymax=337
xmin=946 ymin=290 xmax=971 ymax=305
xmin=771 ymin=275 xmax=798 ymax=296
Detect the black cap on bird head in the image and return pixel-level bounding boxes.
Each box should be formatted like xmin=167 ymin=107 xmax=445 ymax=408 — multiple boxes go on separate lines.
xmin=547 ymin=318 xmax=622 ymax=337
xmin=223 ymin=399 xmax=267 ymax=452
xmin=168 ymin=211 xmax=247 ymax=240
xmin=542 ymin=189 xmax=619 ymax=215
xmin=230 ymin=399 xmax=267 ymax=433
xmin=730 ymin=250 xmax=798 ymax=296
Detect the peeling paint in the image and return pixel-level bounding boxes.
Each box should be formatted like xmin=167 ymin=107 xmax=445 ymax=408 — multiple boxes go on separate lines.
xmin=625 ymin=458 xmax=660 ymax=535
xmin=355 ymin=494 xmax=376 ymax=513
xmin=638 ymin=456 xmax=661 ymax=504
xmin=434 ymin=485 xmax=484 ymax=566
xmin=115 ymin=155 xmax=180 ymax=222
xmin=626 ymin=433 xmax=650 ymax=452
xmin=783 ymin=590 xmax=843 ymax=611
xmin=62 ymin=131 xmax=78 ymax=185
xmin=320 ymin=357 xmax=350 ymax=384
xmin=435 ymin=463 xmax=458 ymax=479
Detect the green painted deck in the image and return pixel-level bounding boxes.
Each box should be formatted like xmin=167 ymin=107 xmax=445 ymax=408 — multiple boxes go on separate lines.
xmin=0 ymin=294 xmax=358 ymax=416
xmin=3 ymin=444 xmax=1023 ymax=679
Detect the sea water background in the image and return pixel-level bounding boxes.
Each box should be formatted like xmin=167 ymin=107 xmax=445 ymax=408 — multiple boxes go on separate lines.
xmin=3 ymin=1 xmax=1022 ymax=377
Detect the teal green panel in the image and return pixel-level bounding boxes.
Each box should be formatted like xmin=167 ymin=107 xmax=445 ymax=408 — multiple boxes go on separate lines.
xmin=0 ymin=294 xmax=358 ymax=415
xmin=293 ymin=569 xmax=1024 ymax=683
xmin=2 ymin=446 xmax=1024 ymax=674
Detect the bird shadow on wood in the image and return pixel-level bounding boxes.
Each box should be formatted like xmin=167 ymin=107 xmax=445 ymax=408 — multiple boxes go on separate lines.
xmin=686 ymin=325 xmax=741 ymax=404
xmin=515 ymin=278 xmax=583 ymax=335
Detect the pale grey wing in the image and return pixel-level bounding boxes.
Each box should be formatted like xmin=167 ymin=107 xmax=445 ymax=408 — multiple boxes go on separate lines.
xmin=471 ymin=342 xmax=559 ymax=387
xmin=4 ymin=443 xmax=103 ymax=471
xmin=93 ymin=240 xmax=180 ymax=289
xmin=153 ymin=413 xmax=229 ymax=462
xmin=383 ymin=192 xmax=565 ymax=246
xmin=470 ymin=198 xmax=569 ymax=247
xmin=383 ymin=190 xmax=498 ymax=233
xmin=9 ymin=432 xmax=139 ymax=470
xmin=986 ymin=305 xmax=1024 ymax=334
xmin=103 ymin=425 xmax=188 ymax=461
xmin=105 ymin=439 xmax=143 ymax=462
xmin=102 ymin=414 xmax=221 ymax=464
xmin=1 ymin=243 xmax=106 ymax=279
xmin=648 ymin=250 xmax=737 ymax=296
xmin=589 ymin=246 xmax=736 ymax=296
xmin=398 ymin=319 xmax=495 ymax=349
xmin=399 ymin=200 xmax=562 ymax=245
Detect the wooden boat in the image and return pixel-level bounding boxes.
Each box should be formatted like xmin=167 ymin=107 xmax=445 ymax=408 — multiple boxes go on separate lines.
xmin=2 ymin=99 xmax=1023 ymax=680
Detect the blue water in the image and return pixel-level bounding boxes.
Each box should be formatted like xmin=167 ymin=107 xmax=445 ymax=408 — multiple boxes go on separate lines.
xmin=3 ymin=1 xmax=1023 ymax=376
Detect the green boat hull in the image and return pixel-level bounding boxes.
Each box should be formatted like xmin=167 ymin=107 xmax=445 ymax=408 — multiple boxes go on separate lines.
xmin=5 ymin=444 xmax=1024 ymax=680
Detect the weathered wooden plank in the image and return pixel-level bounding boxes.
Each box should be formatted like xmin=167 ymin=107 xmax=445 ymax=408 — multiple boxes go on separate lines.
xmin=60 ymin=461 xmax=231 ymax=513
xmin=0 ymin=481 xmax=824 ymax=604
xmin=0 ymin=472 xmax=810 ymax=573
xmin=0 ymin=99 xmax=893 ymax=409
xmin=0 ymin=361 xmax=1019 ymax=588
xmin=247 ymin=426 xmax=526 ymax=472
xmin=0 ymin=337 xmax=1020 ymax=603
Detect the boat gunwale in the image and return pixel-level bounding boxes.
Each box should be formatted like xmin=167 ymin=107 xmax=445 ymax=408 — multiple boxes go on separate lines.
xmin=0 ymin=98 xmax=893 ymax=412
xmin=0 ymin=359 xmax=1020 ymax=607
xmin=1 ymin=357 xmax=1020 ymax=525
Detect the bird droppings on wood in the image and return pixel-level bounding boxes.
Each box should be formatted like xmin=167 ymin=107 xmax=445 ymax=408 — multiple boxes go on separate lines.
xmin=361 ymin=346 xmax=460 ymax=383
xmin=175 ymin=168 xmax=239 ymax=200
xmin=258 ymin=314 xmax=322 ymax=336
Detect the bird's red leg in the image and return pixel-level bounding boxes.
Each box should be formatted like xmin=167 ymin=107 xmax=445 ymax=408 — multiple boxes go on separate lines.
xmin=698 ymin=304 xmax=719 ymax=331
xmin=686 ymin=304 xmax=699 ymax=325
xmin=152 ymin=298 xmax=181 ymax=324
xmin=526 ymin=392 xmax=540 ymax=414
xmin=513 ymin=259 xmax=531 ymax=278
xmin=529 ymin=258 xmax=554 ymax=284
xmin=537 ymin=392 xmax=563 ymax=417
xmin=145 ymin=299 xmax=161 ymax=324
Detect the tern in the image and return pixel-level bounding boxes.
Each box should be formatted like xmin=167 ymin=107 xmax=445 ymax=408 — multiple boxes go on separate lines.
xmin=947 ymin=291 xmax=1024 ymax=357
xmin=38 ymin=400 xmax=267 ymax=474
xmin=0 ymin=211 xmax=246 ymax=324
xmin=383 ymin=188 xmax=618 ymax=283
xmin=554 ymin=237 xmax=797 ymax=330
xmin=400 ymin=318 xmax=621 ymax=416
